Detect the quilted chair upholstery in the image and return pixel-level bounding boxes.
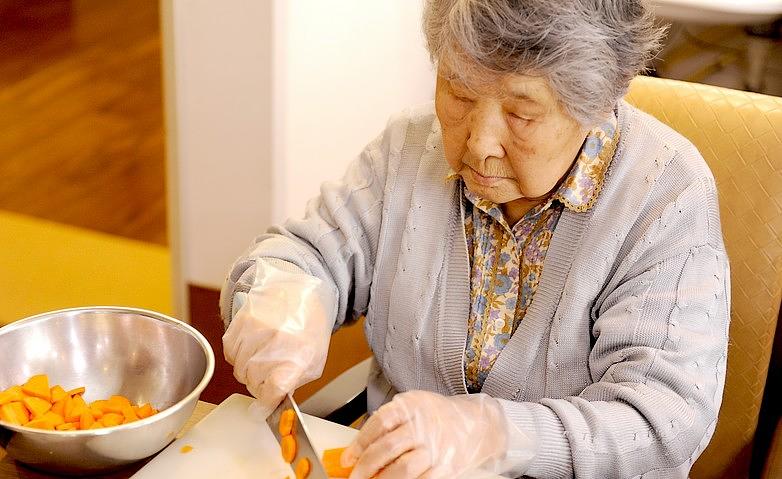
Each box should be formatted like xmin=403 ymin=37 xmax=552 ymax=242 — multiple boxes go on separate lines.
xmin=626 ymin=76 xmax=782 ymax=479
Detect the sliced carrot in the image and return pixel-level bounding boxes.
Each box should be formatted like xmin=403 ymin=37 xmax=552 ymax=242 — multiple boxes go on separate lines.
xmin=26 ymin=417 xmax=55 ymax=430
xmin=0 ymin=402 xmax=29 ymax=425
xmin=294 ymin=457 xmax=311 ymax=479
xmin=65 ymin=387 xmax=86 ymax=397
xmin=90 ymin=405 xmax=104 ymax=420
xmin=105 ymin=395 xmax=131 ymax=414
xmin=122 ymin=404 xmax=139 ymax=423
xmin=22 ymin=396 xmax=52 ymax=419
xmin=51 ymin=399 xmax=66 ymax=417
xmin=135 ymin=403 xmax=155 ymax=419
xmin=100 ymin=413 xmax=123 ymax=427
xmin=21 ymin=375 xmax=50 ymax=402
xmin=4 ymin=376 xmax=164 ymax=432
xmin=280 ymin=434 xmax=297 ymax=464
xmin=64 ymin=395 xmax=88 ymax=423
xmin=41 ymin=411 xmax=64 ymax=427
xmin=50 ymin=385 xmax=68 ymax=403
xmin=80 ymin=411 xmax=95 ymax=430
xmin=322 ymin=448 xmax=353 ymax=478
xmin=279 ymin=408 xmax=296 ymax=436
xmin=0 ymin=386 xmax=24 ymax=405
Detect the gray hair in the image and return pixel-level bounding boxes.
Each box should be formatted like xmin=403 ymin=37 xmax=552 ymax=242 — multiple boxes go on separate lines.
xmin=423 ymin=0 xmax=666 ymax=126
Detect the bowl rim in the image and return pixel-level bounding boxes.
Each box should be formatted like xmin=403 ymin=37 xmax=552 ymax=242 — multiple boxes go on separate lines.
xmin=0 ymin=306 xmax=216 ymax=436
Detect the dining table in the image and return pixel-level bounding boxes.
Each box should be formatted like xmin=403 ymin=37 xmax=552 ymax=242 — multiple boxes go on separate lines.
xmin=0 ymin=401 xmax=217 ymax=479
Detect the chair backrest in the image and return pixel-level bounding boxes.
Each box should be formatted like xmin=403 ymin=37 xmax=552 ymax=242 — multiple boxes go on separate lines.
xmin=626 ymin=76 xmax=782 ymax=478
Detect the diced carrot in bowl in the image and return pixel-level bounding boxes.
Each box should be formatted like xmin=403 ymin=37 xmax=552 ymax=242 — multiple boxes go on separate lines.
xmin=0 ymin=386 xmax=24 ymax=405
xmin=21 ymin=375 xmax=50 ymax=402
xmin=50 ymin=385 xmax=67 ymax=403
xmin=0 ymin=374 xmax=161 ymax=431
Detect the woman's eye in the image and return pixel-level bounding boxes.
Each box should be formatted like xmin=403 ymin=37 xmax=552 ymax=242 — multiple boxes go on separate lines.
xmin=452 ymin=92 xmax=472 ymax=103
xmin=508 ymin=112 xmax=530 ymax=123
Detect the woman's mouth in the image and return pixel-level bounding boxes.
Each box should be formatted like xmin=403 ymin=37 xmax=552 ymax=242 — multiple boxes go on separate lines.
xmin=466 ymin=167 xmax=508 ymax=187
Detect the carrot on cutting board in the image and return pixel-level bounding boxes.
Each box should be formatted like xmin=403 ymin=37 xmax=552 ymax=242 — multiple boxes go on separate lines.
xmin=322 ymin=447 xmax=353 ymax=478
xmin=279 ymin=408 xmax=296 ymax=436
xmin=294 ymin=457 xmax=311 ymax=479
xmin=281 ymin=434 xmax=298 ymax=464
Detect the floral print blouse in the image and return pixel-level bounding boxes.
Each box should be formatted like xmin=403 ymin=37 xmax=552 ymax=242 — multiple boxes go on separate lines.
xmin=457 ymin=115 xmax=619 ymax=392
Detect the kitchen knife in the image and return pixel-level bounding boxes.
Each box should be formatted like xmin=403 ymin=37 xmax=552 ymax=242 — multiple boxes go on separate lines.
xmin=266 ymin=394 xmax=330 ymax=479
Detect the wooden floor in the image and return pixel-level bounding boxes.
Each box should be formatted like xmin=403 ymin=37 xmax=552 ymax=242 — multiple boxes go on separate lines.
xmin=0 ymin=0 xmax=167 ymax=245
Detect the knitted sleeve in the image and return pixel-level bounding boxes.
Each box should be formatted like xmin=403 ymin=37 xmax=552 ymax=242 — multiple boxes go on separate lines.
xmin=219 ymin=112 xmax=408 ymax=330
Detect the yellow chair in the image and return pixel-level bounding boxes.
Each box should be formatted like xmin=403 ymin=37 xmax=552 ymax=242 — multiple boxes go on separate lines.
xmin=627 ymin=76 xmax=782 ymax=479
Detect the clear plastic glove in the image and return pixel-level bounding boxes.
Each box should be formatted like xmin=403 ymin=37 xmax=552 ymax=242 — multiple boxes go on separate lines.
xmin=341 ymin=390 xmax=536 ymax=479
xmin=222 ymin=261 xmax=334 ymax=419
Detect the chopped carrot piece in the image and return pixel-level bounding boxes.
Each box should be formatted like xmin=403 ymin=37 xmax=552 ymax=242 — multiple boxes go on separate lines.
xmin=135 ymin=403 xmax=155 ymax=419
xmin=50 ymin=385 xmax=67 ymax=403
xmin=64 ymin=395 xmax=88 ymax=423
xmin=322 ymin=448 xmax=353 ymax=478
xmin=105 ymin=395 xmax=131 ymax=414
xmin=80 ymin=411 xmax=95 ymax=430
xmin=41 ymin=411 xmax=64 ymax=427
xmin=100 ymin=413 xmax=123 ymax=427
xmin=90 ymin=405 xmax=104 ymax=420
xmin=122 ymin=404 xmax=139 ymax=423
xmin=0 ymin=402 xmax=29 ymax=425
xmin=55 ymin=422 xmax=77 ymax=431
xmin=180 ymin=445 xmax=194 ymax=454
xmin=23 ymin=396 xmax=52 ymax=419
xmin=294 ymin=457 xmax=311 ymax=479
xmin=26 ymin=417 xmax=55 ymax=430
xmin=0 ymin=386 xmax=24 ymax=405
xmin=25 ymin=411 xmax=64 ymax=430
xmin=65 ymin=387 xmax=86 ymax=397
xmin=279 ymin=409 xmax=296 ymax=436
xmin=21 ymin=375 xmax=50 ymax=402
xmin=88 ymin=421 xmax=103 ymax=430
xmin=51 ymin=399 xmax=66 ymax=417
xmin=281 ymin=434 xmax=297 ymax=464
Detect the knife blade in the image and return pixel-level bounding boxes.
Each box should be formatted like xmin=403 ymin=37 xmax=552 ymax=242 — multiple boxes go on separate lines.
xmin=266 ymin=394 xmax=330 ymax=479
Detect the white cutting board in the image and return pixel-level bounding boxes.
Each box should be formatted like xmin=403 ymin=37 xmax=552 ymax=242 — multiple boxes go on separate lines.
xmin=132 ymin=393 xmax=502 ymax=479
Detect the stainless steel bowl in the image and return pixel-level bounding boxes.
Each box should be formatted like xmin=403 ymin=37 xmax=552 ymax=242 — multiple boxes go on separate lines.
xmin=0 ymin=306 xmax=215 ymax=475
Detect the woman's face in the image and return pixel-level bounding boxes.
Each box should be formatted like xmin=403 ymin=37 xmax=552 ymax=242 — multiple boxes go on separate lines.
xmin=435 ymin=67 xmax=590 ymax=218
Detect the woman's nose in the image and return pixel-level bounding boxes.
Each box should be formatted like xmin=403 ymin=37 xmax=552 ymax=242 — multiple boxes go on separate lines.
xmin=466 ymin=108 xmax=506 ymax=162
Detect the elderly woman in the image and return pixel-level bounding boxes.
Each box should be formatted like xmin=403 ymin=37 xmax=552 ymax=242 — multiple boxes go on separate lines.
xmin=220 ymin=1 xmax=730 ymax=478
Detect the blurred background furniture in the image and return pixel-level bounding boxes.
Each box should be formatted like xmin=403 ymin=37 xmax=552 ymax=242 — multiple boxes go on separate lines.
xmin=649 ymin=0 xmax=782 ymax=94
xmin=304 ymin=76 xmax=782 ymax=479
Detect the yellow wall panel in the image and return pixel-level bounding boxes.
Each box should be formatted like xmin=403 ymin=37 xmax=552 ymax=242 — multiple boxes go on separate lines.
xmin=0 ymin=211 xmax=171 ymax=326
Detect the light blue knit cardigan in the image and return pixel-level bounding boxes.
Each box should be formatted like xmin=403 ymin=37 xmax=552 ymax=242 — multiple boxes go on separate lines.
xmin=221 ymin=101 xmax=730 ymax=478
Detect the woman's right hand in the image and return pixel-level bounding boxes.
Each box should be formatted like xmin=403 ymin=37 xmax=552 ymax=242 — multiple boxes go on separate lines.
xmin=222 ymin=262 xmax=334 ymax=418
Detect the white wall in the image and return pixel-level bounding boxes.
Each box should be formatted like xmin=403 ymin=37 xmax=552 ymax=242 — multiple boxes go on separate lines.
xmin=272 ymin=1 xmax=435 ymax=223
xmin=162 ymin=0 xmax=275 ymax=316
xmin=163 ymin=1 xmax=435 ymax=316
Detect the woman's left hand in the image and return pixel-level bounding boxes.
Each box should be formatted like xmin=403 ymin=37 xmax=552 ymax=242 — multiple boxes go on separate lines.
xmin=340 ymin=390 xmax=531 ymax=479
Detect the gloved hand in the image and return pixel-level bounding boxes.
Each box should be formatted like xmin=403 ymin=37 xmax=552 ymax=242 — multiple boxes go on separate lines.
xmin=222 ymin=261 xmax=335 ymax=418
xmin=341 ymin=390 xmax=536 ymax=479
